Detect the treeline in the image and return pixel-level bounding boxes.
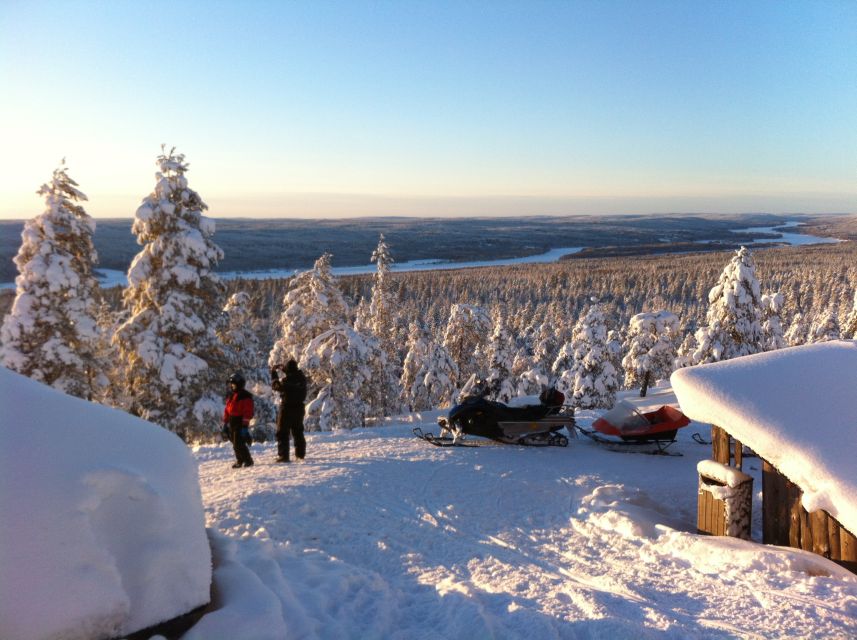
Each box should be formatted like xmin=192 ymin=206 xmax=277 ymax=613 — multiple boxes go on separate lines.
xmin=219 ymin=240 xmax=857 ymax=356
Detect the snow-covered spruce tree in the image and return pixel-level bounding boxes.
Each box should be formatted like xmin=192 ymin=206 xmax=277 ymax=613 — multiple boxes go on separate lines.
xmin=514 ymin=342 xmax=545 ymax=397
xmin=760 ymin=291 xmax=787 ymax=351
xmin=442 ymin=303 xmax=491 ymax=387
xmin=566 ymin=302 xmax=619 ymax=410
xmin=269 ymin=253 xmax=348 ymax=367
xmin=92 ymin=300 xmax=124 ymax=407
xmin=485 ymin=312 xmax=516 ymax=403
xmin=366 ymin=234 xmax=397 ymax=357
xmin=360 ymin=332 xmax=395 ymax=421
xmin=621 ymin=310 xmax=679 ymax=397
xmin=692 ymin=247 xmax=766 ymax=364
xmin=784 ymin=311 xmax=810 ymax=347
xmin=114 ymin=148 xmax=225 ymax=439
xmin=422 ymin=340 xmax=459 ymax=408
xmin=359 ymin=235 xmax=402 ymax=416
xmin=532 ymin=321 xmax=559 ymax=373
xmin=844 ymin=292 xmax=857 ymax=339
xmin=807 ymin=306 xmax=841 ymax=343
xmin=400 ymin=322 xmax=459 ymax=411
xmin=301 ymin=324 xmax=372 ymax=431
xmin=606 ymin=328 xmax=625 ymax=391
xmin=674 ymin=330 xmax=698 ymax=369
xmin=400 ymin=322 xmax=433 ymax=411
xmin=219 ymin=291 xmax=276 ymax=437
xmin=551 ymin=341 xmax=576 ymax=399
xmin=0 ymin=161 xmax=104 ymax=400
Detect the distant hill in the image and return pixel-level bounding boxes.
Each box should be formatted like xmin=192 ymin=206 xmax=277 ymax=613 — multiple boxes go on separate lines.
xmin=0 ymin=213 xmax=805 ymax=282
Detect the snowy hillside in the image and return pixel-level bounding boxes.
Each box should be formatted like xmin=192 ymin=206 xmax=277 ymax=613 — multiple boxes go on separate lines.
xmin=190 ymin=388 xmax=857 ymax=639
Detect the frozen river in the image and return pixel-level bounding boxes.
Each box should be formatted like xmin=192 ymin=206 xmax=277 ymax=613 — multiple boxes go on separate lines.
xmin=0 ymin=221 xmax=844 ymax=290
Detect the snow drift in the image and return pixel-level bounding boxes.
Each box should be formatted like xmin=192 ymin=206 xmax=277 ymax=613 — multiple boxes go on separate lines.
xmin=0 ymin=367 xmax=211 ymax=640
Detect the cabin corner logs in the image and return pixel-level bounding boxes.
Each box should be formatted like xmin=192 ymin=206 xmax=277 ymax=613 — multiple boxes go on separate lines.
xmin=697 ymin=425 xmax=857 ymax=573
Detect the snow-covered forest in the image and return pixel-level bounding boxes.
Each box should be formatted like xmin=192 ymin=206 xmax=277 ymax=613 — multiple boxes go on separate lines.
xmin=2 ymin=156 xmax=856 ymax=440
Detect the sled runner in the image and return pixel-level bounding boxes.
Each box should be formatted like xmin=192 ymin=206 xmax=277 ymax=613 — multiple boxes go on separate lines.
xmin=576 ymin=401 xmax=690 ymax=455
xmin=416 ymin=383 xmax=574 ymax=448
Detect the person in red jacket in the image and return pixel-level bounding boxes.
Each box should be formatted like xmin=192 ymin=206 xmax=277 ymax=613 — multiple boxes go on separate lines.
xmin=224 ymin=372 xmax=254 ymax=468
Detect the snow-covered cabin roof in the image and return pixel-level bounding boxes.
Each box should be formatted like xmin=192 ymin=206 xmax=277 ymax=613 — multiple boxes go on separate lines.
xmin=671 ymin=340 xmax=857 ymax=535
xmin=0 ymin=367 xmax=211 ymax=640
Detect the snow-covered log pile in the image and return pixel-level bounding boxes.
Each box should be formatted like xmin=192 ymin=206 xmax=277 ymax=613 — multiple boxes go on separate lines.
xmin=0 ymin=367 xmax=211 ymax=640
xmin=672 ymin=340 xmax=857 ymax=535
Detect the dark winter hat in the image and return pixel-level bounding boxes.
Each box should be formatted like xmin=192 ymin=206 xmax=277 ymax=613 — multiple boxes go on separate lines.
xmin=286 ymin=359 xmax=299 ymax=373
xmin=229 ymin=372 xmax=246 ymax=386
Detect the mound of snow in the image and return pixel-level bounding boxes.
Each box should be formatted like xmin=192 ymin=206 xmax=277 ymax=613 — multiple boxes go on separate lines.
xmin=0 ymin=367 xmax=211 ymax=640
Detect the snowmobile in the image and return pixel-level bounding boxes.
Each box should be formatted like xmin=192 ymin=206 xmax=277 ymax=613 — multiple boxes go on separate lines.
xmin=576 ymin=400 xmax=690 ymax=455
xmin=414 ymin=382 xmax=574 ymax=447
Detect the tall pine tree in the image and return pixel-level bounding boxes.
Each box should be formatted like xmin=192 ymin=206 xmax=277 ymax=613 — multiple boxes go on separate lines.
xmin=621 ymin=311 xmax=679 ymax=397
xmin=442 ymin=303 xmax=491 ymax=387
xmin=0 ymin=161 xmax=104 ymax=400
xmin=566 ymin=301 xmax=618 ymax=409
xmin=269 ymin=253 xmax=348 ymax=367
xmin=692 ymin=247 xmax=766 ymax=364
xmin=302 ymin=324 xmax=372 ymax=431
xmin=359 ymin=235 xmax=401 ymax=416
xmin=114 ymin=148 xmax=225 ymax=439
xmin=485 ymin=312 xmax=516 ymax=402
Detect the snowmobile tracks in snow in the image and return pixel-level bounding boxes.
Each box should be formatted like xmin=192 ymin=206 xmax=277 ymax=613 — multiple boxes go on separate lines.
xmin=412 ymin=427 xmax=569 ymax=448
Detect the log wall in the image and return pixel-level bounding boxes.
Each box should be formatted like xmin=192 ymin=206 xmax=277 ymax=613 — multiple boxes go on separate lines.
xmin=708 ymin=425 xmax=857 ymax=574
xmin=762 ymin=460 xmax=857 ymax=573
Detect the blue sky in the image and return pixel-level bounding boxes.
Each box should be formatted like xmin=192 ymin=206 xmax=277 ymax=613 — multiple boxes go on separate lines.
xmin=1 ymin=0 xmax=855 ymax=218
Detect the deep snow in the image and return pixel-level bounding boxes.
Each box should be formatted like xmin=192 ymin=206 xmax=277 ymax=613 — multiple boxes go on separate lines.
xmin=0 ymin=368 xmax=211 ymax=640
xmin=191 ymin=387 xmax=857 ymax=639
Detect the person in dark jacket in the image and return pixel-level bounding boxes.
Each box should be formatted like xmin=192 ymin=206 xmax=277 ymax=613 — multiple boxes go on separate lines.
xmin=271 ymin=359 xmax=307 ymax=463
xmin=223 ymin=372 xmax=254 ymax=468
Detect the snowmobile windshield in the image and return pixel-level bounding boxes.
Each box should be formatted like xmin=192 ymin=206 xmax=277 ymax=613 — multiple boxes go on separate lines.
xmin=598 ymin=401 xmax=650 ymax=434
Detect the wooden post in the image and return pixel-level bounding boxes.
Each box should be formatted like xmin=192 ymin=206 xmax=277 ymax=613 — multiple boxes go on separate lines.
xmin=733 ymin=438 xmax=743 ymax=471
xmin=711 ymin=426 xmax=730 ymax=465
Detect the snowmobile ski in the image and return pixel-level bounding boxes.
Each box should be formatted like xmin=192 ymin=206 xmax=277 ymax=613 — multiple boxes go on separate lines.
xmin=412 ymin=427 xmax=486 ymax=447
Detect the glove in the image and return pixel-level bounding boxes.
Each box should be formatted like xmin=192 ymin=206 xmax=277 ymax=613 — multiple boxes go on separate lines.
xmin=241 ymin=427 xmax=252 ymax=445
xmin=221 ymin=424 xmax=230 ymax=441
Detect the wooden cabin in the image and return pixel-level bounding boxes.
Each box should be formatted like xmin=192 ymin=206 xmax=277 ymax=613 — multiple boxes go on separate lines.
xmin=671 ymin=340 xmax=857 ymax=573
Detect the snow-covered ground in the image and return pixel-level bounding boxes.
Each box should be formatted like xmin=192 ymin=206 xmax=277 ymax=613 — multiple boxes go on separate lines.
xmin=191 ymin=387 xmax=857 ymax=639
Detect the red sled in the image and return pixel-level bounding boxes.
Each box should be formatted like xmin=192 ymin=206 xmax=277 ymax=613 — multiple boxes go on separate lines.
xmin=579 ymin=401 xmax=690 ymax=455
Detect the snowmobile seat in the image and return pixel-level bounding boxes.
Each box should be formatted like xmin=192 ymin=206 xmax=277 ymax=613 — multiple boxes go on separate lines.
xmin=495 ymin=403 xmax=552 ymax=421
